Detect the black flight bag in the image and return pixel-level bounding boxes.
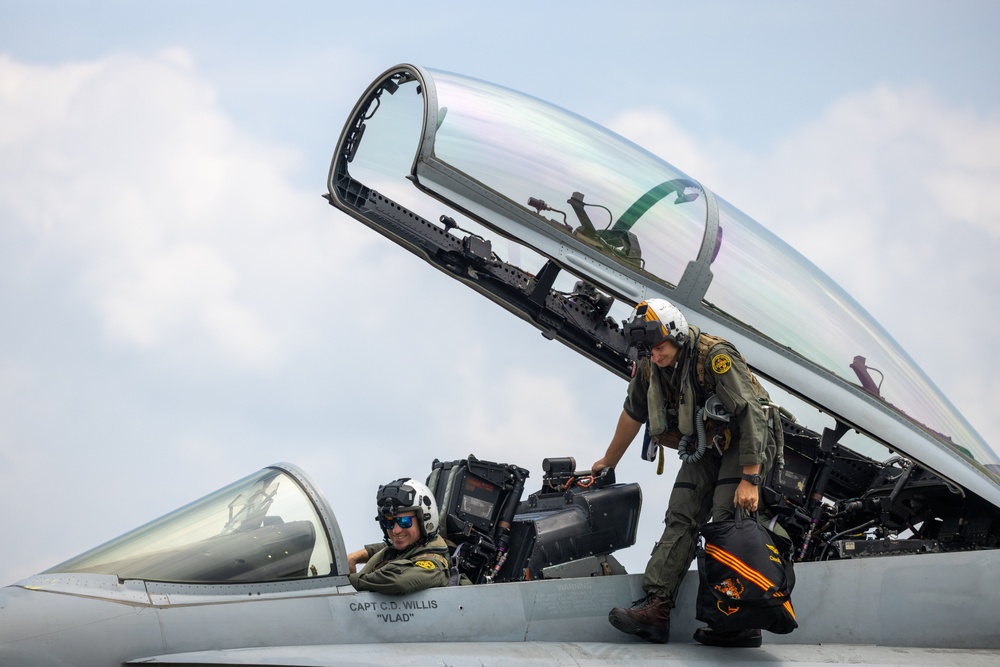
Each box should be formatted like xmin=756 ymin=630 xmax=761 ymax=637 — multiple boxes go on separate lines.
xmin=695 ymin=510 xmax=798 ymax=634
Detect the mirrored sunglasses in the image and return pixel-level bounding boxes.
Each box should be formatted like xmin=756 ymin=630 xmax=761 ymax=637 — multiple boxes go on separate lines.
xmin=380 ymin=515 xmax=414 ymax=530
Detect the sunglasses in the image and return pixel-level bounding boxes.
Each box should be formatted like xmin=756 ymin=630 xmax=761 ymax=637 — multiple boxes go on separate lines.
xmin=380 ymin=515 xmax=415 ymax=530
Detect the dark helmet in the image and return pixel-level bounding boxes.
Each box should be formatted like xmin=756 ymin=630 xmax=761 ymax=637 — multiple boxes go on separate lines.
xmin=375 ymin=478 xmax=440 ymax=538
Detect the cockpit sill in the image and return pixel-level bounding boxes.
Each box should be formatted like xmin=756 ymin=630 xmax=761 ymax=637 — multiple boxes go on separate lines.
xmin=15 ymin=572 xmax=354 ymax=605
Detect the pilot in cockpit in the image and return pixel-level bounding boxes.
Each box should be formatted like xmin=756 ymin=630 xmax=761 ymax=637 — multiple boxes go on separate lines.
xmin=347 ymin=478 xmax=452 ymax=594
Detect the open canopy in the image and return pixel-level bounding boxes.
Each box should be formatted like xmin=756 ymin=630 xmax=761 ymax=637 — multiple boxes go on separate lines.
xmin=328 ymin=65 xmax=999 ymax=502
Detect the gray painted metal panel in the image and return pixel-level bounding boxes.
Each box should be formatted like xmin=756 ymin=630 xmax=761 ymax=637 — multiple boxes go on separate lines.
xmin=673 ymin=549 xmax=1000 ymax=649
xmin=3 ymin=550 xmax=998 ymax=665
xmin=129 ymin=642 xmax=1000 ymax=666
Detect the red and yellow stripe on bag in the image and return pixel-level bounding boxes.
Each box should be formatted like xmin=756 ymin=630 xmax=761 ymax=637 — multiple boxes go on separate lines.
xmin=705 ymin=543 xmax=796 ymax=620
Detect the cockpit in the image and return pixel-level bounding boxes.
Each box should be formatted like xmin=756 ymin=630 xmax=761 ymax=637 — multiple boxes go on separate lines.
xmin=38 ymin=459 xmax=643 ymax=586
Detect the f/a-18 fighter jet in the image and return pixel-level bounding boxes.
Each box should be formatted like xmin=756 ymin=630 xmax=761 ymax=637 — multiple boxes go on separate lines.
xmin=1 ymin=64 xmax=997 ymax=666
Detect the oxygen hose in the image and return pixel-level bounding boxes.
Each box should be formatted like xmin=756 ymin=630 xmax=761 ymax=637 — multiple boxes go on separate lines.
xmin=677 ymin=407 xmax=708 ymax=463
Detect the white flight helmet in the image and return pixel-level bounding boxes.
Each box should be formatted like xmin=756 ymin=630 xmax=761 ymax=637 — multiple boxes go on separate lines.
xmin=376 ymin=478 xmax=440 ymax=538
xmin=632 ymin=298 xmax=689 ymax=348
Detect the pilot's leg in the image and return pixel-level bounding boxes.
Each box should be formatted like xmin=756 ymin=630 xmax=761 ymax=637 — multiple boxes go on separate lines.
xmin=609 ymin=451 xmax=719 ymax=643
xmin=643 ymin=453 xmax=719 ymax=599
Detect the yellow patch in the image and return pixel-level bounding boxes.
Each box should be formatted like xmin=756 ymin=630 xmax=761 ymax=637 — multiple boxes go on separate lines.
xmin=711 ymin=353 xmax=732 ymax=374
xmin=414 ymin=560 xmax=436 ymax=570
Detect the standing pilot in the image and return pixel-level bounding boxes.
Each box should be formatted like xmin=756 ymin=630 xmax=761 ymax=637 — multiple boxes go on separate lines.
xmin=347 ymin=478 xmax=451 ymax=594
xmin=592 ymin=299 xmax=777 ymax=647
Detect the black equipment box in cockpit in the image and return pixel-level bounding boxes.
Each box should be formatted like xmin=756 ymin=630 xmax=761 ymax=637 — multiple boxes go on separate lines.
xmin=426 ymin=455 xmax=641 ymax=582
xmin=427 ymin=455 xmax=528 ymax=539
xmin=502 ymin=469 xmax=641 ymax=580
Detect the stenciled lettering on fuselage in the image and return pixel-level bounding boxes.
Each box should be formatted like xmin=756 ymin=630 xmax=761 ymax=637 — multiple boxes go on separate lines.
xmin=347 ymin=598 xmax=439 ymax=623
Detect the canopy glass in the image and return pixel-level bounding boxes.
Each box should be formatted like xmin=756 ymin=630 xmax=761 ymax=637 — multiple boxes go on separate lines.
xmin=45 ymin=467 xmax=335 ymax=582
xmin=399 ymin=69 xmax=997 ymax=478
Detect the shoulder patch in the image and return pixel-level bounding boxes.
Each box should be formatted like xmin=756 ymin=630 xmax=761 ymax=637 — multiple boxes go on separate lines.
xmin=414 ymin=560 xmax=436 ymax=570
xmin=711 ymin=353 xmax=732 ymax=375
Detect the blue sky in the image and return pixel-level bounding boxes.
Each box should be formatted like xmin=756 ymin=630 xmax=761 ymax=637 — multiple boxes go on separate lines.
xmin=1 ymin=1 xmax=999 ymax=585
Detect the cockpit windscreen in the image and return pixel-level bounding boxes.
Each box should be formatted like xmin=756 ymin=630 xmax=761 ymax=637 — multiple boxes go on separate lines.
xmin=44 ymin=468 xmax=334 ymax=582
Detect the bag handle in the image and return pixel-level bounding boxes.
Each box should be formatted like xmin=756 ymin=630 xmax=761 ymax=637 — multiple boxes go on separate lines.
xmin=734 ymin=505 xmax=765 ymax=528
xmin=732 ymin=507 xmax=797 ymax=582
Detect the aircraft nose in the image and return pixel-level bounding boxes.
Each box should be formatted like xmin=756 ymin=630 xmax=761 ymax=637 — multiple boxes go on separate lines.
xmin=0 ymin=585 xmax=53 ymax=666
xmin=0 ymin=580 xmax=159 ymax=667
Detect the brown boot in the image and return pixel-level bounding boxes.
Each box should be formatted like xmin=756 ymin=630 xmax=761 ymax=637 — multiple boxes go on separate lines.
xmin=693 ymin=626 xmax=762 ymax=648
xmin=608 ymin=595 xmax=672 ymax=643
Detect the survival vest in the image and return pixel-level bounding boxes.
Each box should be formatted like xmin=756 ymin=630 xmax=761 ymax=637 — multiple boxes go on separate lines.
xmin=642 ymin=327 xmax=782 ymax=471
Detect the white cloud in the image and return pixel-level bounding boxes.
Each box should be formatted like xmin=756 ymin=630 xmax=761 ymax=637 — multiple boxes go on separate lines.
xmin=0 ymin=50 xmax=421 ymax=584
xmin=443 ymin=361 xmax=595 ymax=456
xmin=0 ymin=51 xmax=375 ymax=370
xmin=95 ymin=242 xmax=280 ymax=363
xmin=610 ymin=107 xmax=729 ymax=185
xmin=609 ymin=85 xmax=1000 ymax=450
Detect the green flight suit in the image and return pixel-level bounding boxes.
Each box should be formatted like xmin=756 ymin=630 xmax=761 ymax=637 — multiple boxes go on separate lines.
xmin=623 ymin=329 xmax=776 ymax=602
xmin=348 ymin=535 xmax=451 ymax=595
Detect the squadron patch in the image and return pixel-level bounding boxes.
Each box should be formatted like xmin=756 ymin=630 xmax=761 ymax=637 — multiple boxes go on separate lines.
xmin=414 ymin=560 xmax=436 ymax=570
xmin=711 ymin=353 xmax=733 ymax=375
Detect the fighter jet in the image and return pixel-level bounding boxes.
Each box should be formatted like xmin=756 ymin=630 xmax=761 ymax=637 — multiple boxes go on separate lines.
xmin=2 ymin=64 xmax=998 ymax=666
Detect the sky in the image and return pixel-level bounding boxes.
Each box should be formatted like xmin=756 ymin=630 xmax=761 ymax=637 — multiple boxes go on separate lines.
xmin=1 ymin=1 xmax=999 ymax=586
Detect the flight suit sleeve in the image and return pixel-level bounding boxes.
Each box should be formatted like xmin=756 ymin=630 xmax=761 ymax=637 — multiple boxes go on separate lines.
xmin=348 ymin=552 xmax=449 ymax=595
xmin=707 ymin=345 xmax=769 ymax=467
xmin=622 ymin=366 xmax=649 ymax=423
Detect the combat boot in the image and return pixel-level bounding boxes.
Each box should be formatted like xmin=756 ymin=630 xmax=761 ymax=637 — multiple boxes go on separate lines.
xmin=608 ymin=594 xmax=672 ymax=643
xmin=693 ymin=626 xmax=762 ymax=648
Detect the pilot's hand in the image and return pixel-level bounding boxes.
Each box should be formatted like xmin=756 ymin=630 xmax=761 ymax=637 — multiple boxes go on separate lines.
xmin=592 ymin=458 xmax=611 ymax=474
xmin=734 ymin=480 xmax=759 ymax=513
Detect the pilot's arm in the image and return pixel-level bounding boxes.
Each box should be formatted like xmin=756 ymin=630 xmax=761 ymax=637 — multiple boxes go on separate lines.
xmin=348 ymin=551 xmax=449 ymax=595
xmin=709 ymin=344 xmax=770 ymax=511
xmin=593 ymin=409 xmax=643 ymax=473
xmin=347 ymin=543 xmax=384 ymax=574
